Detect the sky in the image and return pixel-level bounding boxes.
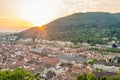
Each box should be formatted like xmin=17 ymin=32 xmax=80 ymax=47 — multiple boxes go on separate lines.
xmin=0 ymin=0 xmax=120 ymax=32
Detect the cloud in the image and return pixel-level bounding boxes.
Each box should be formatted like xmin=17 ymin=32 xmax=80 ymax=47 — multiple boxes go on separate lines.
xmin=62 ymin=0 xmax=98 ymax=8
xmin=57 ymin=0 xmax=120 ymax=13
xmin=90 ymin=0 xmax=120 ymax=13
xmin=57 ymin=0 xmax=98 ymax=13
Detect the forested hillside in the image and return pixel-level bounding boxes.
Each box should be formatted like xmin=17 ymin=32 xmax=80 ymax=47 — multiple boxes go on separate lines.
xmin=17 ymin=12 xmax=120 ymax=45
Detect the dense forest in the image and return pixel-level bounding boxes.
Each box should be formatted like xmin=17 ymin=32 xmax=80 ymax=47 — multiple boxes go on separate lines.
xmin=17 ymin=12 xmax=120 ymax=45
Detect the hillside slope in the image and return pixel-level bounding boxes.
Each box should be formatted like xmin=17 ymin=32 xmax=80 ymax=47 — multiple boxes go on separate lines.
xmin=17 ymin=12 xmax=120 ymax=44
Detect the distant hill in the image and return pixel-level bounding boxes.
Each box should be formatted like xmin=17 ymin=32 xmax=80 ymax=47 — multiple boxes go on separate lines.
xmin=16 ymin=12 xmax=120 ymax=45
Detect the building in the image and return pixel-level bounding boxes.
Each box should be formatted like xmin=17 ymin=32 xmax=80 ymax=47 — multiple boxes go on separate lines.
xmin=93 ymin=60 xmax=120 ymax=72
xmin=30 ymin=47 xmax=47 ymax=56
xmin=55 ymin=53 xmax=87 ymax=63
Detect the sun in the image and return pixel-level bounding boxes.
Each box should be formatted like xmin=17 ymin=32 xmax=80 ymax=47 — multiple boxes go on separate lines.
xmin=18 ymin=0 xmax=58 ymax=26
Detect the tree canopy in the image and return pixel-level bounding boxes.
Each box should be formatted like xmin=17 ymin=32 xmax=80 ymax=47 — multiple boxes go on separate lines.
xmin=0 ymin=68 xmax=35 ymax=80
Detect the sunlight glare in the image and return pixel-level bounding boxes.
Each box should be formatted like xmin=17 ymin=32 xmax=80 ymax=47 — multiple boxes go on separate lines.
xmin=18 ymin=0 xmax=58 ymax=26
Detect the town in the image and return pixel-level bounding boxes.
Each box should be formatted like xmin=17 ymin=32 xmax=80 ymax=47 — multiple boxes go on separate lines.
xmin=0 ymin=36 xmax=120 ymax=80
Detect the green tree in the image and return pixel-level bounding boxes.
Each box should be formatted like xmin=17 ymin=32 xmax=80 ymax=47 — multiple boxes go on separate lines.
xmin=96 ymin=68 xmax=99 ymax=72
xmin=108 ymin=75 xmax=120 ymax=80
xmin=87 ymin=73 xmax=97 ymax=80
xmin=118 ymin=67 xmax=120 ymax=75
xmin=77 ymin=74 xmax=87 ymax=80
xmin=112 ymin=44 xmax=117 ymax=48
xmin=100 ymin=76 xmax=108 ymax=80
xmin=117 ymin=57 xmax=120 ymax=63
xmin=99 ymin=68 xmax=103 ymax=72
xmin=92 ymin=58 xmax=97 ymax=63
xmin=88 ymin=58 xmax=97 ymax=65
xmin=0 ymin=68 xmax=35 ymax=80
xmin=88 ymin=61 xmax=94 ymax=65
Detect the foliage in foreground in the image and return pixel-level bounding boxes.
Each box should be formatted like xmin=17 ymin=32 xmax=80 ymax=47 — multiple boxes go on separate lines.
xmin=77 ymin=73 xmax=120 ymax=80
xmin=0 ymin=68 xmax=35 ymax=80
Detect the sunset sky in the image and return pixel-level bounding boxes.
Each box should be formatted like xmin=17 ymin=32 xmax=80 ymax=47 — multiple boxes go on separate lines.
xmin=0 ymin=0 xmax=120 ymax=32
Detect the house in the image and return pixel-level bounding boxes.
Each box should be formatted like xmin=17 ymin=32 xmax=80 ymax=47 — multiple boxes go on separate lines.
xmin=93 ymin=71 xmax=117 ymax=78
xmin=93 ymin=60 xmax=120 ymax=72
xmin=43 ymin=70 xmax=56 ymax=80
xmin=71 ymin=64 xmax=91 ymax=74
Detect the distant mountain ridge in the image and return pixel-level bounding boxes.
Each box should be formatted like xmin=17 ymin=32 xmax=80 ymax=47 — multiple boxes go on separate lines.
xmin=16 ymin=12 xmax=120 ymax=45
